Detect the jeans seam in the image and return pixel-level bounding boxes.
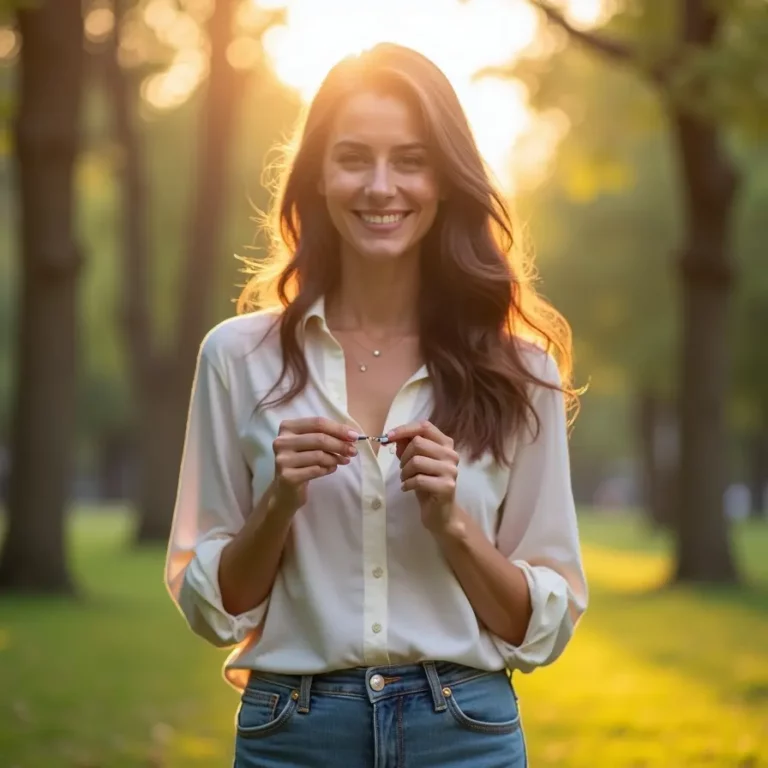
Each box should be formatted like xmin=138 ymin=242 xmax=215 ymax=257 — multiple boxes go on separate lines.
xmin=445 ymin=695 xmax=521 ymax=734
xmin=373 ymin=701 xmax=380 ymax=768
xmin=445 ymin=670 xmax=497 ymax=689
xmin=236 ymin=696 xmax=298 ymax=739
xmin=248 ymin=675 xmax=296 ymax=693
xmin=241 ymin=689 xmax=279 ymax=722
xmin=248 ymin=667 xmax=498 ymax=699
xmin=397 ymin=695 xmax=405 ymax=768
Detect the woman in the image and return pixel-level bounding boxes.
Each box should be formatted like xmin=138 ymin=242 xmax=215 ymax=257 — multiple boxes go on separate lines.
xmin=166 ymin=42 xmax=587 ymax=768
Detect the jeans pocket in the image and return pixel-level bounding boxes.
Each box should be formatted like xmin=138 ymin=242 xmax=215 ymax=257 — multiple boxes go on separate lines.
xmin=236 ymin=679 xmax=298 ymax=739
xmin=444 ymin=673 xmax=521 ymax=735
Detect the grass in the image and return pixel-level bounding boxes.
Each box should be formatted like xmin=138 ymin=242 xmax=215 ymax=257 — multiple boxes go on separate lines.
xmin=0 ymin=508 xmax=766 ymax=767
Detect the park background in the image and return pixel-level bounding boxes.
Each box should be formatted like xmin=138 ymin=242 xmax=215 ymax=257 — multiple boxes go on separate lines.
xmin=0 ymin=0 xmax=767 ymax=766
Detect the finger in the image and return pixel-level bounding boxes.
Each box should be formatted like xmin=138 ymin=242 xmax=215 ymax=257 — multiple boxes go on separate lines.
xmin=401 ymin=474 xmax=456 ymax=495
xmin=400 ymin=455 xmax=455 ymax=482
xmin=274 ymin=432 xmax=358 ymax=458
xmin=399 ymin=435 xmax=456 ymax=467
xmin=283 ymin=465 xmax=337 ymax=484
xmin=277 ymin=450 xmax=348 ymax=471
xmin=280 ymin=417 xmax=358 ymax=442
xmin=387 ymin=420 xmax=453 ymax=449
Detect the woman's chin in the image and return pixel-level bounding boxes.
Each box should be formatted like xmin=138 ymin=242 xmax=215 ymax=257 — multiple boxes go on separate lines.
xmin=350 ymin=238 xmax=417 ymax=262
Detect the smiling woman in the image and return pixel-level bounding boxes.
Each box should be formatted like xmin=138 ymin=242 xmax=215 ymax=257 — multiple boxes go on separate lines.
xmin=166 ymin=41 xmax=587 ymax=768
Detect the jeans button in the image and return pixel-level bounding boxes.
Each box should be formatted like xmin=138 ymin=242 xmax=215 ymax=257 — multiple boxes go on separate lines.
xmin=370 ymin=674 xmax=385 ymax=691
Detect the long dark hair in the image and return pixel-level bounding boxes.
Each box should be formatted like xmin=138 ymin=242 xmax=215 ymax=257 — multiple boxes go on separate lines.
xmin=238 ymin=43 xmax=579 ymax=465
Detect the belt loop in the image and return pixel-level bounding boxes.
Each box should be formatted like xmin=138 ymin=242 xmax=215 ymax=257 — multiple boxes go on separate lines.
xmin=422 ymin=661 xmax=447 ymax=712
xmin=297 ymin=675 xmax=313 ymax=714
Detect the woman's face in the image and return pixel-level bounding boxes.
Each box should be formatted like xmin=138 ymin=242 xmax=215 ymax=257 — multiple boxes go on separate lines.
xmin=320 ymin=90 xmax=441 ymax=263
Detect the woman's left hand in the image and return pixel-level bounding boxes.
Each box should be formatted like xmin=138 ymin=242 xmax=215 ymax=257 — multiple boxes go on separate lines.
xmin=387 ymin=420 xmax=460 ymax=533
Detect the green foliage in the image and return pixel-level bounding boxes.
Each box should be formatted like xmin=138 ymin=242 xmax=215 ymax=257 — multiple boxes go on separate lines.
xmin=0 ymin=173 xmax=16 ymax=440
xmin=571 ymin=0 xmax=768 ymax=132
xmin=0 ymin=509 xmax=765 ymax=766
xmin=730 ymin=144 xmax=768 ymax=432
xmin=0 ymin=0 xmax=299 ymax=448
xmin=508 ymin=0 xmax=768 ymax=466
xmin=512 ymin=37 xmax=678 ymax=465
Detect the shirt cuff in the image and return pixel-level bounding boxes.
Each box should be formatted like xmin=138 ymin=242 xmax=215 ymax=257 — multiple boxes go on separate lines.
xmin=178 ymin=537 xmax=269 ymax=648
xmin=490 ymin=560 xmax=576 ymax=672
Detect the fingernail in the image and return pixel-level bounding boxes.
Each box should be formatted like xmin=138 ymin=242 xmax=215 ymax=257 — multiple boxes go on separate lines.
xmin=347 ymin=430 xmax=359 ymax=440
xmin=348 ymin=446 xmax=358 ymax=456
xmin=339 ymin=456 xmax=351 ymax=464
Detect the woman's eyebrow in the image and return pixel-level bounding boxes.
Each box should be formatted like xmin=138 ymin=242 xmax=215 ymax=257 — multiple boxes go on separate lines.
xmin=393 ymin=142 xmax=428 ymax=152
xmin=332 ymin=140 xmax=369 ymax=152
xmin=332 ymin=140 xmax=428 ymax=152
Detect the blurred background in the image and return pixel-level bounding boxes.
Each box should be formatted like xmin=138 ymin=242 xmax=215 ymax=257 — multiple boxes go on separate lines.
xmin=0 ymin=0 xmax=766 ymax=766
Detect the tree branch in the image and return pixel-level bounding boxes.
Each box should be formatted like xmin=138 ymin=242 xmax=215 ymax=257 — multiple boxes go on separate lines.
xmin=682 ymin=0 xmax=722 ymax=46
xmin=526 ymin=0 xmax=671 ymax=85
xmin=529 ymin=0 xmax=632 ymax=60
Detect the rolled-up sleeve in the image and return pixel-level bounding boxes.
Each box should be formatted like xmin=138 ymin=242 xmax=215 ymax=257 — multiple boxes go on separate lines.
xmin=491 ymin=351 xmax=588 ymax=671
xmin=164 ymin=334 xmax=268 ymax=648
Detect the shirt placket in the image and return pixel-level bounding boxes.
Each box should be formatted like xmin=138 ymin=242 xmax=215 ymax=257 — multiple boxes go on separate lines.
xmin=361 ymin=446 xmax=390 ymax=665
xmin=360 ymin=372 xmax=426 ymax=665
xmin=312 ymin=314 xmax=428 ymax=666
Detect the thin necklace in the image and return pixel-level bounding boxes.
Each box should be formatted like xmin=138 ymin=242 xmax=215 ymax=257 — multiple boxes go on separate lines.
xmin=349 ymin=334 xmax=414 ymax=373
xmin=347 ymin=331 xmax=409 ymax=360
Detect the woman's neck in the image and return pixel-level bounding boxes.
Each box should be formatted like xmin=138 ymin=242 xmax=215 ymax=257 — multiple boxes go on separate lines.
xmin=326 ymin=250 xmax=421 ymax=337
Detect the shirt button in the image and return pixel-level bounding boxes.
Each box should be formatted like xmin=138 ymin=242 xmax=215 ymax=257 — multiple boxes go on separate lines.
xmin=372 ymin=622 xmax=382 ymax=634
xmin=372 ymin=567 xmax=384 ymax=579
xmin=371 ymin=498 xmax=382 ymax=510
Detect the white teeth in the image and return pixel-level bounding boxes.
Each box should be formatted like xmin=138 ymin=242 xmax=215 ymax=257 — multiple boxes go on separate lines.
xmin=359 ymin=213 xmax=405 ymax=225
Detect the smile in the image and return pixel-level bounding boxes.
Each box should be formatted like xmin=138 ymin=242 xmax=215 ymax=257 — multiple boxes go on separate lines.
xmin=353 ymin=211 xmax=412 ymax=231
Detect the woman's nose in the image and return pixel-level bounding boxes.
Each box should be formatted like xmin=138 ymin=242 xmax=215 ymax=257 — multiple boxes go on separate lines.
xmin=365 ymin=161 xmax=395 ymax=200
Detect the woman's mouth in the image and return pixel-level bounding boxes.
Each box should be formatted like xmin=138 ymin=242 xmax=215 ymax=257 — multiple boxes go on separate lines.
xmin=353 ymin=210 xmax=412 ymax=232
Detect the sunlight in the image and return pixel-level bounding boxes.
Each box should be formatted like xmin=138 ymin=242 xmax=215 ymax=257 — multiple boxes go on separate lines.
xmin=84 ymin=7 xmax=116 ymax=44
xmin=0 ymin=27 xmax=20 ymax=61
xmin=142 ymin=47 xmax=208 ymax=110
xmin=258 ymin=0 xmax=605 ymax=193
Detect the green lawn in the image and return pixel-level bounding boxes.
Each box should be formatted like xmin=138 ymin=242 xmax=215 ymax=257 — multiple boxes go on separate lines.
xmin=0 ymin=509 xmax=766 ymax=767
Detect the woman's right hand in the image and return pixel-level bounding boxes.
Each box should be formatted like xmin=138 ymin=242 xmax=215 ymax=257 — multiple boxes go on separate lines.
xmin=271 ymin=417 xmax=359 ymax=512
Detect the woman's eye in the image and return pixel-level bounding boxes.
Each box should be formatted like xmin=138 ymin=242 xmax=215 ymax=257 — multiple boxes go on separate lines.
xmin=339 ymin=152 xmax=366 ymax=166
xmin=398 ymin=155 xmax=426 ymax=169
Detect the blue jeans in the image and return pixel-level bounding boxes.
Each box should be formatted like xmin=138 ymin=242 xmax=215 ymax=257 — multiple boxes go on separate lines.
xmin=233 ymin=660 xmax=527 ymax=767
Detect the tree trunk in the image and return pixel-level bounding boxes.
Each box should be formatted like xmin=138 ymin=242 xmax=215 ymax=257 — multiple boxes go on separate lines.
xmin=133 ymin=0 xmax=244 ymax=544
xmin=0 ymin=1 xmax=84 ymax=593
xmin=97 ymin=428 xmax=133 ymax=501
xmin=748 ymin=429 xmax=768 ymax=519
xmin=102 ymin=1 xmax=279 ymax=543
xmin=671 ymin=110 xmax=740 ymax=583
xmin=637 ymin=391 xmax=679 ymax=529
xmin=132 ymin=364 xmax=189 ymax=542
xmin=525 ymin=0 xmax=743 ymax=583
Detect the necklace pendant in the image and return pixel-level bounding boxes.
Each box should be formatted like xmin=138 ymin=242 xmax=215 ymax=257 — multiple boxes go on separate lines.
xmin=359 ymin=364 xmax=368 ymax=372
xmin=373 ymin=349 xmax=381 ymax=357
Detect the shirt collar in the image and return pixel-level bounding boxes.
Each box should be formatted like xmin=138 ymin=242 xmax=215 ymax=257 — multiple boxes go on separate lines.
xmin=301 ymin=294 xmax=429 ymax=386
xmin=302 ymin=294 xmax=329 ymax=332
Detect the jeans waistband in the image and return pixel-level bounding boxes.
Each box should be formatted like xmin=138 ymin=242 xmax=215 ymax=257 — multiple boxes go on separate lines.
xmin=246 ymin=661 xmax=505 ymax=713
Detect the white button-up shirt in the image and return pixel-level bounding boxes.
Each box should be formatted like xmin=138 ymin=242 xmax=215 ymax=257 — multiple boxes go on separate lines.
xmin=165 ymin=297 xmax=588 ymax=691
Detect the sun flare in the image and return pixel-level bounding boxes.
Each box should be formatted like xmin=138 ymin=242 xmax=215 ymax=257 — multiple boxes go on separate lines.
xmin=258 ymin=0 xmax=605 ymax=194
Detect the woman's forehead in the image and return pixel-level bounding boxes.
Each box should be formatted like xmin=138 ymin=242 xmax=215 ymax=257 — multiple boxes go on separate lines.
xmin=328 ymin=91 xmax=427 ymax=147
